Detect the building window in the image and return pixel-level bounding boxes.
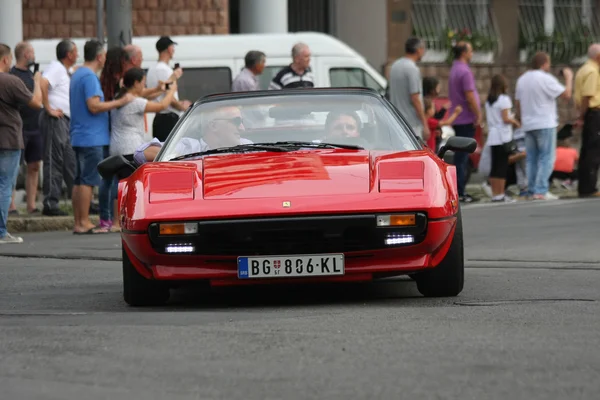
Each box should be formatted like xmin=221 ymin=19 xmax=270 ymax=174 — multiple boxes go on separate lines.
xmin=329 ymin=68 xmax=384 ymax=92
xmin=412 ymin=0 xmax=500 ymax=63
xmin=519 ymin=0 xmax=596 ymax=64
xmin=177 ymin=67 xmax=232 ymax=102
xmin=288 ymin=0 xmax=330 ymax=33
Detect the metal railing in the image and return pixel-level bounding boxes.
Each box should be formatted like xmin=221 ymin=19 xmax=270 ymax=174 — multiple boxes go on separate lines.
xmin=412 ymin=0 xmax=501 ymax=63
xmin=519 ymin=0 xmax=598 ymax=64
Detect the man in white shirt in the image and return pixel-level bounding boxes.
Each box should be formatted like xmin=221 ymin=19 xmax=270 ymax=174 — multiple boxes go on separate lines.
xmin=146 ymin=36 xmax=191 ymax=142
xmin=515 ymin=51 xmax=572 ymax=200
xmin=39 ymin=39 xmax=78 ymax=216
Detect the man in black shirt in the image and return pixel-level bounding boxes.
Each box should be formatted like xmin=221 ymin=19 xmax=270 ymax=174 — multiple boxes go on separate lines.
xmin=9 ymin=42 xmax=43 ymax=215
xmin=269 ymin=42 xmax=315 ymax=90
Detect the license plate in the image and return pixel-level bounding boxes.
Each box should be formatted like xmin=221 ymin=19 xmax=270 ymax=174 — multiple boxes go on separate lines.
xmin=237 ymin=254 xmax=345 ymax=279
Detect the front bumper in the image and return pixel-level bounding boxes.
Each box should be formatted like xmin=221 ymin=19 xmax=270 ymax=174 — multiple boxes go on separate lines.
xmin=123 ymin=214 xmax=458 ymax=286
xmin=147 ymin=213 xmax=429 ymax=256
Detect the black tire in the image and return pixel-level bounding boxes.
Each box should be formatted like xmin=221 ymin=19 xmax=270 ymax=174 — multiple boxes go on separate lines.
xmin=414 ymin=208 xmax=465 ymax=297
xmin=122 ymin=246 xmax=170 ymax=306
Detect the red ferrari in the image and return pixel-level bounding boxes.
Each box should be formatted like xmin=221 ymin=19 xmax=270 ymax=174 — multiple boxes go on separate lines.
xmin=98 ymin=88 xmax=476 ymax=306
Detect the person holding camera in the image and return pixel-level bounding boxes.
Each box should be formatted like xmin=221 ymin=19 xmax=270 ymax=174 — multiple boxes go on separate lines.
xmin=0 ymin=43 xmax=43 ymax=244
xmin=8 ymin=42 xmax=43 ymax=216
xmin=515 ymin=52 xmax=573 ymax=201
xmin=146 ymin=36 xmax=191 ymax=142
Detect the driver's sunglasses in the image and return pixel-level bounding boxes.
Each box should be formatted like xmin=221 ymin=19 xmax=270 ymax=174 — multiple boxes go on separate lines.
xmin=215 ymin=116 xmax=243 ymax=126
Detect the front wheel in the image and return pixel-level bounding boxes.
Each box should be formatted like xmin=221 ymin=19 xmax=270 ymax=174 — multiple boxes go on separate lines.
xmin=122 ymin=246 xmax=170 ymax=306
xmin=414 ymin=208 xmax=465 ymax=297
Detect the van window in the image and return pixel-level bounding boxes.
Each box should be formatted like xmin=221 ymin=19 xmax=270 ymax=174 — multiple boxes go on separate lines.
xmin=329 ymin=68 xmax=383 ymax=92
xmin=177 ymin=67 xmax=232 ymax=102
xmin=258 ymin=66 xmax=286 ymax=90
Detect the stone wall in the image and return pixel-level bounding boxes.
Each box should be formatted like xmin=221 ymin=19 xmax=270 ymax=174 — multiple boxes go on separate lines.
xmin=22 ymin=0 xmax=229 ymax=40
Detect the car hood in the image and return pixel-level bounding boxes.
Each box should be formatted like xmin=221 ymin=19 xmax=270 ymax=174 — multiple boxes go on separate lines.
xmin=201 ymin=150 xmax=373 ymax=199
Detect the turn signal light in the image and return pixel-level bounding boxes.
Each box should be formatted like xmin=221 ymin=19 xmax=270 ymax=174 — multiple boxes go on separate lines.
xmin=376 ymin=214 xmax=416 ymax=227
xmin=159 ymin=222 xmax=198 ymax=235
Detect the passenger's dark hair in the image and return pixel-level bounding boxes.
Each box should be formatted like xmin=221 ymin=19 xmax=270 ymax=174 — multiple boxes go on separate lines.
xmin=244 ymin=50 xmax=265 ymax=68
xmin=115 ymin=67 xmax=145 ymax=100
xmin=83 ymin=39 xmax=104 ymax=62
xmin=405 ymin=37 xmax=423 ymax=54
xmin=56 ymin=39 xmax=75 ymax=60
xmin=422 ymin=76 xmax=440 ymax=97
xmin=325 ymin=110 xmax=362 ymax=130
xmin=487 ymin=74 xmax=508 ymax=105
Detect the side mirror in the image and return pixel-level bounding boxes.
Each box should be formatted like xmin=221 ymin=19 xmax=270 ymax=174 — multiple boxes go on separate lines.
xmin=97 ymin=155 xmax=137 ymax=180
xmin=437 ymin=136 xmax=477 ymax=159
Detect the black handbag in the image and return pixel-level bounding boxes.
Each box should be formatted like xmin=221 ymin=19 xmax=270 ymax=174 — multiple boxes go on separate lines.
xmin=503 ymin=139 xmax=518 ymax=154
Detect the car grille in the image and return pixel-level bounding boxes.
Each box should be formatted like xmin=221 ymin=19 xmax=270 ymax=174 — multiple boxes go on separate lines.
xmin=148 ymin=214 xmax=427 ymax=256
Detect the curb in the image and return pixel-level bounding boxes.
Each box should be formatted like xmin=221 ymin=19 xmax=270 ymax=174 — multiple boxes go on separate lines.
xmin=8 ymin=216 xmax=100 ymax=233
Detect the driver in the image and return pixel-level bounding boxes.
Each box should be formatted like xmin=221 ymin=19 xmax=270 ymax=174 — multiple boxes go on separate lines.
xmin=324 ymin=111 xmax=361 ymax=139
xmin=133 ymin=106 xmax=252 ymax=164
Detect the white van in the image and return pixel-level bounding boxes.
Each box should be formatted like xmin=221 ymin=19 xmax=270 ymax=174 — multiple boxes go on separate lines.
xmin=28 ymin=32 xmax=388 ymax=137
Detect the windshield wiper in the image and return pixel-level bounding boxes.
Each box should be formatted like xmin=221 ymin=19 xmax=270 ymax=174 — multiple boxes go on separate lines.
xmin=169 ymin=143 xmax=290 ymax=161
xmin=254 ymin=141 xmax=364 ymax=150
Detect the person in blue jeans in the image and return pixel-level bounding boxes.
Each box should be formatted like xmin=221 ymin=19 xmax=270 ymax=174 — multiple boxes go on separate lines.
xmin=0 ymin=43 xmax=43 ymax=244
xmin=69 ymin=40 xmax=134 ymax=235
xmin=515 ymin=51 xmax=573 ymax=200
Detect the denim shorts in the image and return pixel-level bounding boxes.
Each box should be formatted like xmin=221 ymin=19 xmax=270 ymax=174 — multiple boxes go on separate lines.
xmin=73 ymin=145 xmax=109 ymax=187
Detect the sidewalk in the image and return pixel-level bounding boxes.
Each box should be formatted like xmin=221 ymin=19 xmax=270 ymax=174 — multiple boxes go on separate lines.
xmin=8 ymin=191 xmax=99 ymax=233
xmin=5 ymin=183 xmax=578 ymax=234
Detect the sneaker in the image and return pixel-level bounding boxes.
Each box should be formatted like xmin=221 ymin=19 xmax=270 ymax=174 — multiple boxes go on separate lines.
xmin=481 ymin=182 xmax=493 ymax=198
xmin=459 ymin=194 xmax=479 ymax=203
xmin=99 ymin=219 xmax=113 ymax=229
xmin=0 ymin=233 xmax=23 ymax=244
xmin=42 ymin=207 xmax=68 ymax=217
xmin=491 ymin=195 xmax=517 ymax=203
xmin=533 ymin=192 xmax=559 ymax=201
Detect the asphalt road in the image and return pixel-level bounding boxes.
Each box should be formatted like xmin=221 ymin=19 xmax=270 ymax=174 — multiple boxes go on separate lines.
xmin=1 ymin=198 xmax=599 ymax=400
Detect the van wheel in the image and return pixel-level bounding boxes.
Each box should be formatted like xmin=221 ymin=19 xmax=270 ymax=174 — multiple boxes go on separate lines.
xmin=414 ymin=208 xmax=464 ymax=297
xmin=122 ymin=246 xmax=170 ymax=307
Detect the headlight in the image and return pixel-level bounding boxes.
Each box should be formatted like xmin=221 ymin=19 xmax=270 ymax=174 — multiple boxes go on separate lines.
xmin=159 ymin=222 xmax=198 ymax=235
xmin=376 ymin=214 xmax=416 ymax=227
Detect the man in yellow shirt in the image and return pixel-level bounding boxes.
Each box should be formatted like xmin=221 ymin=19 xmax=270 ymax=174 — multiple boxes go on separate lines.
xmin=573 ymin=44 xmax=600 ymax=198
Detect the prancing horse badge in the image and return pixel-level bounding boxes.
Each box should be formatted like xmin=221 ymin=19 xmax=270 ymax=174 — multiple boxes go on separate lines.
xmin=282 ymin=201 xmax=291 ymax=208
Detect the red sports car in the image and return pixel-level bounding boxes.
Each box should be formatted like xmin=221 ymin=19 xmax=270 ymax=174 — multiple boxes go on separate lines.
xmin=99 ymin=88 xmax=476 ymax=306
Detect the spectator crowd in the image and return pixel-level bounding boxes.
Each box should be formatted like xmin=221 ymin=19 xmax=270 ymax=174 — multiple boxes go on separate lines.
xmin=1 ymin=33 xmax=598 ymax=245
xmin=387 ymin=37 xmax=598 ymax=204
xmin=0 ymin=36 xmax=314 ymax=244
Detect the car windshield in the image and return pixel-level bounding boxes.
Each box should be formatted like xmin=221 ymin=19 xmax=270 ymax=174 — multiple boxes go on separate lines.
xmin=155 ymin=92 xmax=421 ymax=162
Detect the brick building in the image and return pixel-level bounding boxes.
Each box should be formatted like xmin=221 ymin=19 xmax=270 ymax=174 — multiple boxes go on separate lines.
xmin=20 ymin=0 xmax=230 ymax=39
